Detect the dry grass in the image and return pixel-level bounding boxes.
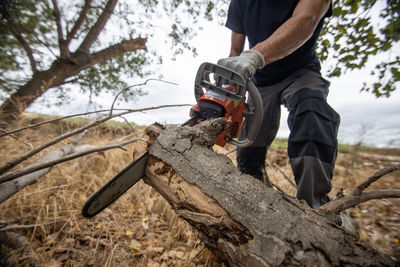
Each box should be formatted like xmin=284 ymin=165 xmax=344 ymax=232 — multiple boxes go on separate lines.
xmin=0 ymin=115 xmax=218 ymax=266
xmin=1 ymin=114 xmax=399 ymax=265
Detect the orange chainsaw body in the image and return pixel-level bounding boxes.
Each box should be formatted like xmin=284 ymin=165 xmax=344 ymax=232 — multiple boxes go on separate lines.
xmin=190 ymin=85 xmax=247 ymax=147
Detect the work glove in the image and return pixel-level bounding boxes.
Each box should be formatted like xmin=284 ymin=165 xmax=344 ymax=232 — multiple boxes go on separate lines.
xmin=217 ymin=50 xmax=265 ymax=80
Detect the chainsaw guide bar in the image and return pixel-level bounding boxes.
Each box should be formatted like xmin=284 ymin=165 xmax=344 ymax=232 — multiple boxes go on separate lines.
xmin=82 ymin=150 xmax=149 ymax=218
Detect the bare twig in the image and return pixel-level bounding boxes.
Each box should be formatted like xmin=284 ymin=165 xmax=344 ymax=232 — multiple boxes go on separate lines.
xmin=263 ymin=166 xmax=272 ymax=187
xmin=271 ymin=182 xmax=288 ymax=195
xmin=109 ymin=78 xmax=178 ymax=116
xmin=117 ymin=133 xmax=137 ymax=143
xmin=320 ymin=164 xmax=400 ymax=214
xmin=0 ymin=139 xmax=136 ymax=184
xmin=0 ymin=109 xmax=128 ymax=138
xmin=353 ymin=164 xmax=400 ymax=195
xmin=51 ymin=0 xmax=67 ymax=58
xmin=0 ymin=141 xmax=79 ymax=202
xmin=78 ymin=0 xmax=117 ymax=52
xmin=65 ymin=0 xmax=92 ymax=45
xmin=0 ymin=104 xmax=191 ymax=175
xmin=272 ymin=163 xmax=297 ymax=189
xmin=321 ymin=189 xmax=400 ymax=214
xmin=118 ymin=115 xmax=136 ymax=131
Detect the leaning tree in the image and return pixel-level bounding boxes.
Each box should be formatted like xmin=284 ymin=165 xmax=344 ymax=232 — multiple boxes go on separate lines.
xmin=0 ymin=0 xmax=226 ymax=123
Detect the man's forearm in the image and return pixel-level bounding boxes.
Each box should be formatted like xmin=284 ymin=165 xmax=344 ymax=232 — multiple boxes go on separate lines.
xmin=229 ymin=32 xmax=245 ymax=57
xmin=252 ymin=0 xmax=330 ymax=65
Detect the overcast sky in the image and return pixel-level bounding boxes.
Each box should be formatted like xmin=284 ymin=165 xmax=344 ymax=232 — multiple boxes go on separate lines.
xmin=28 ymin=12 xmax=400 ymax=148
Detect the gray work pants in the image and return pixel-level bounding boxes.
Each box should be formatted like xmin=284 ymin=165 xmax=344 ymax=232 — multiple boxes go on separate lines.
xmin=237 ymin=65 xmax=340 ymax=209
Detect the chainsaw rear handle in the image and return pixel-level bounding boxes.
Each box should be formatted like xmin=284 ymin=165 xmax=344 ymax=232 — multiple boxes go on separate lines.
xmin=194 ymin=62 xmax=263 ymax=148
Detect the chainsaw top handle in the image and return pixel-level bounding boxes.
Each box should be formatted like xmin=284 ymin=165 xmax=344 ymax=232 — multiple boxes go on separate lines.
xmin=194 ymin=62 xmax=263 ymax=148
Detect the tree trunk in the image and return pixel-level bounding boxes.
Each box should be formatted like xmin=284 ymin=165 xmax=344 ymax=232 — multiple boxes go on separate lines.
xmin=142 ymin=119 xmax=396 ymax=266
xmin=0 ymin=38 xmax=146 ymax=125
xmin=0 ymin=61 xmax=69 ymax=123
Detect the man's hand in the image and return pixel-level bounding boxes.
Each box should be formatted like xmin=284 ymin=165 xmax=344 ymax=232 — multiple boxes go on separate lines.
xmin=217 ymin=50 xmax=265 ymax=80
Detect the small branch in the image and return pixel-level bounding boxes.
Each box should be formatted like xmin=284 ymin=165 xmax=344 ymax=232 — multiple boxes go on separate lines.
xmin=353 ymin=164 xmax=400 ymax=195
xmin=51 ymin=0 xmax=68 ymax=58
xmin=0 ymin=113 xmax=120 ymax=175
xmin=272 ymin=163 xmax=297 ymax=189
xmin=262 ymin=166 xmax=272 ymax=187
xmin=320 ymin=189 xmax=400 ymax=214
xmin=0 ymin=139 xmax=136 ymax=184
xmin=271 ymin=182 xmax=288 ymax=195
xmin=0 ymin=104 xmax=191 ymax=175
xmin=117 ymin=133 xmax=137 ymax=143
xmin=58 ymin=77 xmax=80 ymax=86
xmin=109 ymin=79 xmax=178 ymax=116
xmin=77 ymin=0 xmax=117 ymax=52
xmin=0 ymin=109 xmax=123 ymax=138
xmin=0 ymin=141 xmax=78 ymax=203
xmin=118 ymin=116 xmax=136 ymax=131
xmin=65 ymin=0 xmax=92 ymax=45
xmin=0 ymin=4 xmax=38 ymax=72
xmin=320 ymin=164 xmax=400 ymax=214
xmin=71 ymin=128 xmax=89 ymax=145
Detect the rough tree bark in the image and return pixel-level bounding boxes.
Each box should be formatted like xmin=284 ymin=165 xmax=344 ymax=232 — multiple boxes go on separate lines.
xmin=142 ymin=119 xmax=397 ymax=266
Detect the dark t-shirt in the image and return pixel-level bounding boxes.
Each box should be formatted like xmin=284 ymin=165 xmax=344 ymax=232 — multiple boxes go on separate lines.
xmin=225 ymin=0 xmax=332 ymax=86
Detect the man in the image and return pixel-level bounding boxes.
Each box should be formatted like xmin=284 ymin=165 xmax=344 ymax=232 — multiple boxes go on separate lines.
xmin=217 ymin=0 xmax=340 ymax=209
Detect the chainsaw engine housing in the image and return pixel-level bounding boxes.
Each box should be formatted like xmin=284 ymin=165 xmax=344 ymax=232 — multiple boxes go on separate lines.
xmin=190 ymin=86 xmax=247 ymax=147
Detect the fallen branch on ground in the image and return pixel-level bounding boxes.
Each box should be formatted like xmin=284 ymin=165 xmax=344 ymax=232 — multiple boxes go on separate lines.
xmin=0 ymin=109 xmax=124 ymax=138
xmin=320 ymin=164 xmax=400 ymax=214
xmin=271 ymin=162 xmax=297 ymax=189
xmin=0 ymin=231 xmax=41 ymax=266
xmin=0 ymin=131 xmax=88 ymax=202
xmin=0 ymin=139 xmax=136 ymax=187
xmin=0 ymin=104 xmax=191 ymax=175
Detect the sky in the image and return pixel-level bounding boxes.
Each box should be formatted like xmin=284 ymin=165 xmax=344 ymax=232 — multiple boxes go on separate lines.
xmin=27 ymin=8 xmax=400 ymax=148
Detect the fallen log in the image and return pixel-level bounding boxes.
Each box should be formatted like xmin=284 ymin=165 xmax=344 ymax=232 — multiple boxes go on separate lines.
xmin=142 ymin=119 xmax=396 ymax=266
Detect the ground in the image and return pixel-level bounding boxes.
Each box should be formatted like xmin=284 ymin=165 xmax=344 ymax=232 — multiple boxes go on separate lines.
xmin=0 ymin=115 xmax=399 ymax=266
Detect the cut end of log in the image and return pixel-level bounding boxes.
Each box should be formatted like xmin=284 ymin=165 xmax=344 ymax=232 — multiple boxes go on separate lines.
xmin=177 ymin=118 xmax=227 ymax=148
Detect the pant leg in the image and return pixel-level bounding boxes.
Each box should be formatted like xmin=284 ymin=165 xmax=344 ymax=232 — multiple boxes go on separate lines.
xmin=236 ymin=82 xmax=282 ymax=181
xmin=282 ymin=69 xmax=340 ymax=209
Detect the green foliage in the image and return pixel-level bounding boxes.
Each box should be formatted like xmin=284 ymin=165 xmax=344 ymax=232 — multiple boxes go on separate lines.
xmin=1 ymin=0 xmax=398 ymax=109
xmin=318 ymin=0 xmax=400 ymax=97
xmin=76 ymin=51 xmax=149 ymax=103
xmin=0 ymin=0 xmax=228 ymax=106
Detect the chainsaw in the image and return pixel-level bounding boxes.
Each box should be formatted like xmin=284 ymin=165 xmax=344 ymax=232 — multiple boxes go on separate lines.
xmin=82 ymin=62 xmax=263 ymax=218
